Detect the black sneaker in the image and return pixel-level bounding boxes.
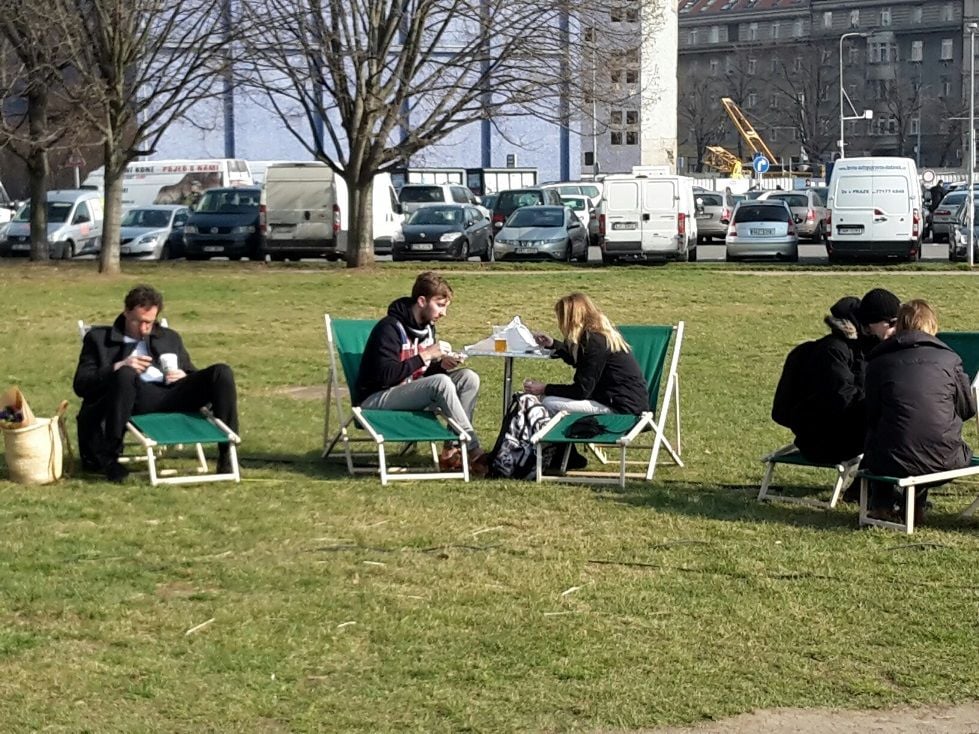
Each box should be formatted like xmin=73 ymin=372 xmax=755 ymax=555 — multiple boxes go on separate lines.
xmin=216 ymin=455 xmax=234 ymax=475
xmin=841 ymin=482 xmax=860 ymax=504
xmin=567 ymin=446 xmax=588 ymax=471
xmin=104 ymin=461 xmax=130 ymax=484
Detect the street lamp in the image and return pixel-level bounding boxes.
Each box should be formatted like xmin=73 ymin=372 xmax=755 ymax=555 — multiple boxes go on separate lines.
xmin=839 ymin=32 xmax=873 ymax=159
xmin=970 ymin=23 xmax=977 ymax=267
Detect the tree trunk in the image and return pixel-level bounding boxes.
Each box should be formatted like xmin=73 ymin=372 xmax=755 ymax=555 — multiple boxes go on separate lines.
xmin=344 ymin=174 xmax=375 ymax=268
xmin=26 ymin=87 xmax=50 ymax=261
xmin=98 ymin=142 xmax=124 ymax=275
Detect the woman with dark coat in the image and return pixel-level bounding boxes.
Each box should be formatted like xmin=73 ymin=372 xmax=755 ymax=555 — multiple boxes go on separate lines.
xmin=863 ymin=299 xmax=976 ymax=515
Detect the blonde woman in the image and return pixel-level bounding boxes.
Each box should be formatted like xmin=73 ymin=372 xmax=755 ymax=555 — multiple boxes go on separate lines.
xmin=863 ymin=299 xmax=976 ymax=518
xmin=523 ymin=293 xmax=647 ymax=417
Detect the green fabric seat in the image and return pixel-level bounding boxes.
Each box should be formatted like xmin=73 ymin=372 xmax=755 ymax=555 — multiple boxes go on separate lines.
xmin=322 ymin=314 xmax=472 ymax=484
xmin=757 ymin=443 xmax=862 ymax=510
xmin=130 ymin=412 xmax=231 ymax=446
xmin=531 ymin=322 xmax=684 ymax=487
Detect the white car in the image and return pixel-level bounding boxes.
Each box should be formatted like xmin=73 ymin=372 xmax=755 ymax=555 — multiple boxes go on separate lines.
xmin=560 ymin=194 xmax=600 ymax=246
xmin=119 ymin=205 xmax=190 ymax=260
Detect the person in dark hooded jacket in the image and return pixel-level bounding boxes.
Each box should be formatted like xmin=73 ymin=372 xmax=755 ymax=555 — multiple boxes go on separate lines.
xmin=356 ymin=271 xmax=486 ymax=473
xmin=863 ymin=299 xmax=976 ymax=515
xmin=771 ymin=295 xmax=867 ymax=464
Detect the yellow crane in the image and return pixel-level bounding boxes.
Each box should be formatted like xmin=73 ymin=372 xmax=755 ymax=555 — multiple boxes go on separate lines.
xmin=703 ymin=146 xmax=743 ymax=178
xmin=720 ymin=97 xmax=780 ymax=165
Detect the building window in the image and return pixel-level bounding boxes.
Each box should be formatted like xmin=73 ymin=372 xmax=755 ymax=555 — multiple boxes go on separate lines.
xmin=770 ymin=56 xmax=778 ymax=73
xmin=709 ymin=59 xmax=719 ymax=75
xmin=610 ymin=110 xmax=623 ymax=126
xmin=688 ymin=29 xmax=698 ymax=45
xmin=626 ymin=70 xmax=638 ymax=84
xmin=822 ymin=11 xmax=832 ymax=28
xmin=583 ymin=151 xmax=595 ymax=167
xmin=771 ymin=22 xmax=779 ymax=39
xmin=849 ymin=9 xmax=859 ymax=27
xmin=611 ymin=131 xmax=622 ymax=145
xmin=611 ymin=70 xmax=622 ymax=83
xmin=725 ymin=57 xmax=734 ymax=74
xmin=747 ymin=57 xmax=756 ymax=74
xmin=911 ymin=40 xmax=923 ymax=62
xmin=708 ymin=25 xmax=719 ymax=43
xmin=880 ymin=8 xmax=891 ymax=26
xmin=747 ymin=92 xmax=757 ymax=108
xmin=869 ymin=41 xmax=898 ymax=63
xmin=793 ymin=20 xmax=803 ymax=37
xmin=626 ymin=110 xmax=638 ymax=125
xmin=747 ymin=22 xmax=758 ymax=41
xmin=911 ymin=117 xmax=920 ymax=135
xmin=942 ymin=79 xmax=952 ymax=96
xmin=848 ymin=46 xmax=860 ymax=64
xmin=626 ymin=131 xmax=638 ymax=145
xmin=821 ymin=48 xmax=833 ymax=65
xmin=941 ymin=3 xmax=954 ymax=22
xmin=941 ymin=38 xmax=953 ymax=60
xmin=625 ymin=5 xmax=638 ymax=22
xmin=912 ymin=5 xmax=922 ymax=23
xmin=793 ymin=56 xmax=802 ymax=73
xmin=770 ymin=95 xmax=779 ymax=109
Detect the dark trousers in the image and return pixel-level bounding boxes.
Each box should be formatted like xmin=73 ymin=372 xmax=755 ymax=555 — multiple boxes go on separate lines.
xmin=77 ymin=364 xmax=238 ymax=468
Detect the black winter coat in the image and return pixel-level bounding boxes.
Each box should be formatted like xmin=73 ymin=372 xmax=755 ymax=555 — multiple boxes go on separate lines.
xmin=73 ymin=315 xmax=196 ymax=400
xmin=863 ymin=330 xmax=976 ymax=477
xmin=546 ymin=331 xmax=648 ymax=415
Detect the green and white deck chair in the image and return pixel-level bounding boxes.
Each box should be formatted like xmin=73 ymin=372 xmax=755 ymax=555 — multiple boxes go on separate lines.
xmin=530 ymin=322 xmax=684 ymax=487
xmin=858 ymin=457 xmax=979 ymax=534
xmin=322 ymin=314 xmax=472 ymax=485
xmin=757 ymin=443 xmax=861 ymax=509
xmin=937 ymin=331 xmax=979 ymax=434
xmin=76 ymin=320 xmax=241 ymax=486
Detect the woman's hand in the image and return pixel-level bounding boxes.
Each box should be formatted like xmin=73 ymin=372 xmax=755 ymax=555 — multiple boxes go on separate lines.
xmin=533 ymin=332 xmax=554 ymax=348
xmin=523 ymin=379 xmax=546 ymax=396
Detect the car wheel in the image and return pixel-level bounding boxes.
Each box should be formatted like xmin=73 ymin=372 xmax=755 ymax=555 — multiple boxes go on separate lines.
xmin=688 ymin=246 xmax=698 ymax=263
xmin=160 ymin=243 xmax=171 ymax=261
xmin=229 ymin=255 xmax=242 ymax=261
xmin=725 ymin=251 xmax=735 ymax=263
xmin=60 ymin=241 xmax=74 ymax=260
xmin=601 ymin=253 xmax=615 ymax=265
xmin=479 ymin=239 xmax=493 ymax=262
xmin=787 ymin=249 xmax=799 ymax=263
xmin=458 ymin=240 xmax=469 ymax=262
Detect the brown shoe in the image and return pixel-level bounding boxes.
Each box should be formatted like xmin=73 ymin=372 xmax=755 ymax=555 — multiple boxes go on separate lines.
xmin=438 ymin=447 xmax=463 ymax=471
xmin=468 ymin=450 xmax=490 ymax=478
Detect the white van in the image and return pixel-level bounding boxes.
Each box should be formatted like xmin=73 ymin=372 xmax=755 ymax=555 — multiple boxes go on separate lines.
xmin=260 ymin=163 xmax=402 ymax=260
xmin=600 ymin=172 xmax=698 ymax=263
xmin=0 ymin=189 xmax=104 ymax=259
xmin=825 ymin=156 xmax=922 ymax=262
xmin=83 ymin=159 xmax=253 ymax=209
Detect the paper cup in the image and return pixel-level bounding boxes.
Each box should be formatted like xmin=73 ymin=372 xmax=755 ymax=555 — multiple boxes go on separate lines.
xmin=159 ymin=353 xmax=178 ymax=373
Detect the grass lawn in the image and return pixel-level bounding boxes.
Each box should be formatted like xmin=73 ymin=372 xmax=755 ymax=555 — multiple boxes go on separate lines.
xmin=2 ymin=260 xmax=979 ymax=731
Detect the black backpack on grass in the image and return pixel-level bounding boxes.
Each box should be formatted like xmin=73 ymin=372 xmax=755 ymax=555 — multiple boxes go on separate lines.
xmin=488 ymin=393 xmax=556 ymax=479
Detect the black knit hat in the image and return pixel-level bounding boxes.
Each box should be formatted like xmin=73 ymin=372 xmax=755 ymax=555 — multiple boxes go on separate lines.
xmin=830 ymin=296 xmax=861 ymax=323
xmin=856 ymin=288 xmax=901 ymax=325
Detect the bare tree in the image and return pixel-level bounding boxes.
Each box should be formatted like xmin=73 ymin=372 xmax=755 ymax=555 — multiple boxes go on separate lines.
xmin=54 ymin=0 xmax=239 ymax=274
xmin=241 ymin=0 xmax=664 ymax=267
xmin=877 ymin=75 xmax=925 ymax=158
xmin=677 ymin=79 xmax=725 ymax=172
xmin=767 ymin=42 xmax=838 ymax=164
xmin=0 ymin=2 xmax=76 ymax=261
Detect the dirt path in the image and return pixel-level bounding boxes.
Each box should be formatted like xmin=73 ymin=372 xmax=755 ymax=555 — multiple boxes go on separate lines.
xmin=635 ymin=702 xmax=979 ymax=733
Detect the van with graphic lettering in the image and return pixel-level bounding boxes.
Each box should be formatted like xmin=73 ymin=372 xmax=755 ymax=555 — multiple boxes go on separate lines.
xmin=83 ymin=159 xmax=253 ymax=210
xmin=824 ymin=156 xmax=922 ymax=262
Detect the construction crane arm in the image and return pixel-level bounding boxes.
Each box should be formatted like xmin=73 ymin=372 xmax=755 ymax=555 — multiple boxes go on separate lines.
xmin=720 ymin=97 xmax=779 ymax=164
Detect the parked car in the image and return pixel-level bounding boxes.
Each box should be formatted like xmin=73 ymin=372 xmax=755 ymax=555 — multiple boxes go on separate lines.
xmin=0 ymin=189 xmax=103 ymax=259
xmin=491 ymin=187 xmax=564 ymax=231
xmin=931 ymin=191 xmax=970 ymax=243
xmin=397 ymin=183 xmax=487 ymax=218
xmin=725 ymin=199 xmax=799 ymax=262
xmin=543 ymin=181 xmax=603 ymax=206
xmin=119 ymin=205 xmax=190 ymax=260
xmin=480 ymin=193 xmax=498 ymax=213
xmin=391 ymin=204 xmax=493 ymax=262
xmin=949 ymin=199 xmax=979 ymax=261
xmin=494 ymin=205 xmax=588 ymax=262
xmin=560 ymin=194 xmax=600 ymax=246
xmin=757 ymin=189 xmax=826 ymax=241
xmin=693 ymin=191 xmax=733 ymax=243
xmin=183 ymin=186 xmax=262 ymax=260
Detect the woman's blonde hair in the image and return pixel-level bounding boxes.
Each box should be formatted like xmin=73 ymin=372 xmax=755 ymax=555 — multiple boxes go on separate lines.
xmin=554 ymin=293 xmax=630 ymax=356
xmin=896 ymin=299 xmax=938 ymax=336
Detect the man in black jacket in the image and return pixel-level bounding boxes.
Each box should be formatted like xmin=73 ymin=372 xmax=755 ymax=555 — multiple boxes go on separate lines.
xmin=863 ymin=299 xmax=976 ymax=516
xmin=74 ymin=285 xmax=239 ymax=482
xmin=356 ymin=272 xmax=485 ymax=473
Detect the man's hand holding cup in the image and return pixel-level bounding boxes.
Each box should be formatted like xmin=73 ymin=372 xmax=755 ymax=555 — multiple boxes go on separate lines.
xmin=159 ymin=353 xmax=186 ymax=383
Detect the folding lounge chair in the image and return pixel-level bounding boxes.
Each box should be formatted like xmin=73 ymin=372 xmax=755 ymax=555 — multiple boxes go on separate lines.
xmin=76 ymin=320 xmax=241 ymax=486
xmin=858 ymin=458 xmax=979 ymax=534
xmin=530 ymin=322 xmax=684 ymax=487
xmin=322 ymin=314 xmax=472 ymax=485
xmin=936 ymin=331 xmax=979 ymax=434
xmin=757 ymin=444 xmax=861 ymax=509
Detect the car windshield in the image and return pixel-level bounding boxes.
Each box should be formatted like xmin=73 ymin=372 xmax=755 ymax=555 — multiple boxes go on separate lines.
xmin=197 ymin=190 xmax=258 ymax=213
xmin=15 ymin=201 xmax=73 ymax=223
xmin=482 ymin=195 xmax=498 ymax=210
xmin=562 ymin=198 xmax=586 ymax=211
xmin=734 ymin=204 xmax=789 ymax=223
xmin=399 ymin=186 xmax=443 ymax=203
xmin=579 ymin=185 xmax=600 ymax=199
xmin=409 ymin=207 xmax=462 ymax=225
xmin=699 ymin=194 xmax=723 ymax=207
xmin=941 ymin=192 xmax=968 ymax=208
xmin=508 ymin=208 xmax=563 ymax=227
xmin=121 ymin=209 xmax=172 ymax=228
xmin=497 ymin=191 xmax=544 ymax=214
xmin=769 ymin=194 xmax=809 ymax=208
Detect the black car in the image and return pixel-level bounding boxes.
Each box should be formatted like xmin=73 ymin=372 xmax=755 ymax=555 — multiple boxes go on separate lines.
xmin=491 ymin=188 xmax=564 ymax=231
xmin=392 ymin=204 xmax=493 ymax=262
xmin=183 ymin=187 xmax=262 ymax=260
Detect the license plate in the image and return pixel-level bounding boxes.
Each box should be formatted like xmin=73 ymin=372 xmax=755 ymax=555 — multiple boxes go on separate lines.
xmin=517 ymin=247 xmax=538 ymax=254
xmin=750 ymin=228 xmax=774 ymax=236
xmin=12 ymin=243 xmax=29 ymax=251
xmin=204 ymin=246 xmax=224 ymax=252
xmin=612 ymin=222 xmax=638 ymax=230
xmin=412 ymin=243 xmax=433 ymax=251
xmin=838 ymin=226 xmax=863 ymax=234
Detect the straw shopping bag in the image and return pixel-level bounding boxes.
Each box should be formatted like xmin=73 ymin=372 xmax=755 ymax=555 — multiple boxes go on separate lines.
xmin=2 ymin=401 xmax=68 ymax=485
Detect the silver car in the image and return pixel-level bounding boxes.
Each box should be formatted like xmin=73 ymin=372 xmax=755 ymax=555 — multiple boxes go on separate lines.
xmin=725 ymin=200 xmax=799 ymax=262
xmin=949 ymin=200 xmax=979 ymax=262
xmin=494 ymin=205 xmax=589 ymax=262
xmin=694 ymin=191 xmax=733 ymax=242
xmin=931 ymin=191 xmax=970 ymax=243
xmin=119 ymin=205 xmax=190 ymax=260
xmin=560 ymin=195 xmax=600 ymax=246
xmin=757 ymin=190 xmax=826 ymax=241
